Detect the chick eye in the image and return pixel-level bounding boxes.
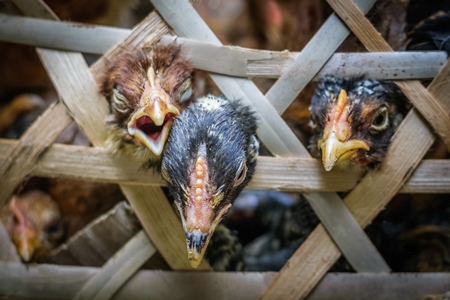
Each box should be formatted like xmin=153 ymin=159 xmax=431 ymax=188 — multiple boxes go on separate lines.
xmin=234 ymin=162 xmax=247 ymax=187
xmin=371 ymin=107 xmax=389 ymax=131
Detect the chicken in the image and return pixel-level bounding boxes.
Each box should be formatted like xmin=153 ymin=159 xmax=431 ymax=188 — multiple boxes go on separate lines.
xmin=100 ymin=43 xmax=194 ymax=167
xmin=231 ymin=191 xmax=319 ymax=271
xmin=161 ymin=95 xmax=259 ymax=268
xmin=0 ymin=190 xmax=62 ymax=262
xmin=308 ymin=74 xmax=408 ymax=171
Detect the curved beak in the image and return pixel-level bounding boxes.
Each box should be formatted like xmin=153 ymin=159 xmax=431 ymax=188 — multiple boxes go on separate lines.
xmin=127 ymin=67 xmax=180 ymax=156
xmin=318 ymin=89 xmax=370 ymax=171
xmin=319 ymin=131 xmax=370 ymax=171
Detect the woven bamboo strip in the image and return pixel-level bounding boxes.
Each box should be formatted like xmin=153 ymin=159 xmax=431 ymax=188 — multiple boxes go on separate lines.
xmin=0 ymin=141 xmax=447 ymax=193
xmin=152 ymin=0 xmax=390 ymax=273
xmin=74 ymin=231 xmax=156 ymax=300
xmin=328 ymin=0 xmax=450 ymax=151
xmin=0 ymin=264 xmax=450 ymax=300
xmin=0 ymin=15 xmax=445 ymax=80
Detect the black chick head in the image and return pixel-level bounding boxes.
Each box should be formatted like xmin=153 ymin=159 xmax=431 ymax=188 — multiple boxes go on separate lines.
xmin=161 ymin=95 xmax=259 ymax=268
xmin=101 ymin=43 xmax=194 ymax=167
xmin=308 ymin=75 xmax=407 ymax=171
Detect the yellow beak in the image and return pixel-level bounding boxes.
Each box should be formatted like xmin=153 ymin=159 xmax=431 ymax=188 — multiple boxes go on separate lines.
xmin=127 ymin=67 xmax=180 ymax=156
xmin=318 ymin=90 xmax=370 ymax=171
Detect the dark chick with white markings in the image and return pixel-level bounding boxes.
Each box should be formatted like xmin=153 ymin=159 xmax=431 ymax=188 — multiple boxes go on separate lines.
xmin=161 ymin=95 xmax=259 ymax=268
xmin=100 ymin=43 xmax=194 ymax=167
xmin=309 ymin=74 xmax=408 ymax=172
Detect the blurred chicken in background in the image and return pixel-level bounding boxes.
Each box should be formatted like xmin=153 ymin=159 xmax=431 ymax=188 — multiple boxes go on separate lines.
xmin=0 ymin=190 xmax=62 ymax=262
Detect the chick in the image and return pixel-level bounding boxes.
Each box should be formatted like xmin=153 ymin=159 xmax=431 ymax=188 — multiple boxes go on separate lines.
xmin=308 ymin=74 xmax=407 ymax=171
xmin=161 ymin=95 xmax=259 ymax=268
xmin=0 ymin=190 xmax=62 ymax=262
xmin=100 ymin=43 xmax=194 ymax=167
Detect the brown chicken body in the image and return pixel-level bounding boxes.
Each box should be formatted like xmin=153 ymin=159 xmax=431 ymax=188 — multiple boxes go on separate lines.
xmin=101 ymin=43 xmax=194 ymax=167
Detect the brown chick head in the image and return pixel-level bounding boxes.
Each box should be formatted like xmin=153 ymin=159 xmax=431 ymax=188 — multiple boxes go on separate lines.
xmin=101 ymin=43 xmax=194 ymax=167
xmin=1 ymin=190 xmax=62 ymax=262
xmin=308 ymin=75 xmax=407 ymax=172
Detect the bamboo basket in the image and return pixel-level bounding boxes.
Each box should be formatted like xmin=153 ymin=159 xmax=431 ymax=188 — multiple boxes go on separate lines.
xmin=0 ymin=0 xmax=449 ymax=299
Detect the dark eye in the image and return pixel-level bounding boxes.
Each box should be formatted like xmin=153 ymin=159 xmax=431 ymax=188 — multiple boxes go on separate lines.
xmin=233 ymin=162 xmax=247 ymax=187
xmin=371 ymin=107 xmax=389 ymax=131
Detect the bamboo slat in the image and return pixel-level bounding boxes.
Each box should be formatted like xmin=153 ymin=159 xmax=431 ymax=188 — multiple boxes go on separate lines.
xmin=304 ymin=192 xmax=390 ymax=272
xmin=152 ymin=0 xmax=390 ymax=274
xmin=328 ymin=0 xmax=450 ymax=152
xmin=47 ymin=202 xmax=143 ymax=267
xmin=0 ymin=13 xmax=130 ymax=54
xmin=0 ymin=15 xmax=445 ymax=81
xmin=1 ymin=264 xmax=450 ymax=300
xmin=0 ymin=140 xmax=447 ymax=193
xmin=163 ymin=36 xmax=448 ymax=80
xmin=74 ymin=231 xmax=156 ymax=300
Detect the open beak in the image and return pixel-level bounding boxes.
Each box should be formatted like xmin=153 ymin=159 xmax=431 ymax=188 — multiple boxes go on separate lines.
xmin=318 ymin=90 xmax=370 ymax=171
xmin=127 ymin=67 xmax=180 ymax=156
